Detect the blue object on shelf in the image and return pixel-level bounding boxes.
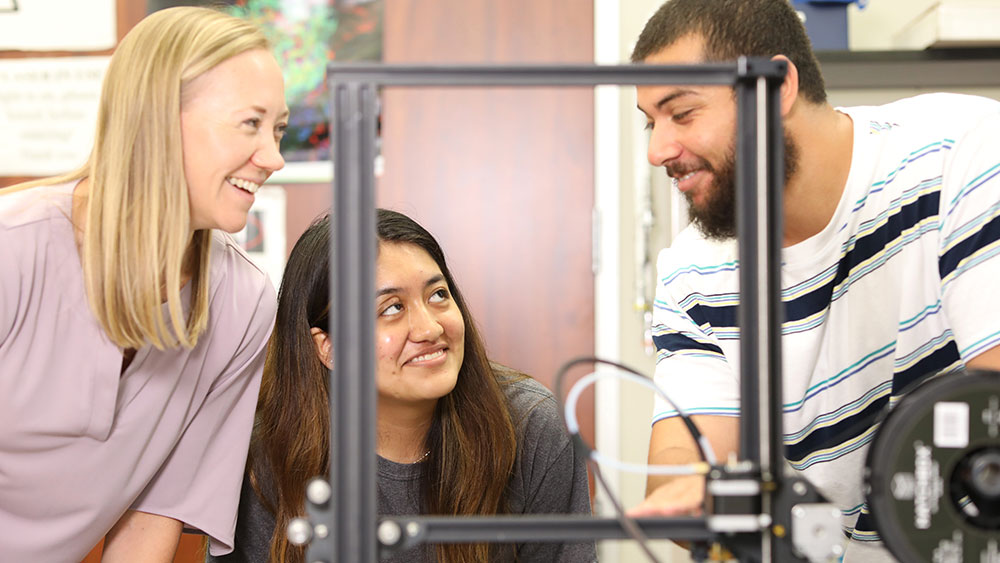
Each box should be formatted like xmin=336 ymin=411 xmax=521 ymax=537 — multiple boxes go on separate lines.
xmin=792 ymin=0 xmax=867 ymax=51
xmin=792 ymin=0 xmax=866 ymax=51
xmin=793 ymin=0 xmax=866 ymax=5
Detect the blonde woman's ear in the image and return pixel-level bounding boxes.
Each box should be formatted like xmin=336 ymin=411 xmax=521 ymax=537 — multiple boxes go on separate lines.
xmin=309 ymin=327 xmax=333 ymax=369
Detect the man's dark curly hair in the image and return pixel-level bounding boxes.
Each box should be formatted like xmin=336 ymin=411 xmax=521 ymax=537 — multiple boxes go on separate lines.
xmin=632 ymin=0 xmax=827 ymax=105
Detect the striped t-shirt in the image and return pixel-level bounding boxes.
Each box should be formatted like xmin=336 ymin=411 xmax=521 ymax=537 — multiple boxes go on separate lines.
xmin=650 ymin=93 xmax=1000 ymax=559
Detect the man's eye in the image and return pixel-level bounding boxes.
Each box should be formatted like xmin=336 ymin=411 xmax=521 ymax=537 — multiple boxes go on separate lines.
xmin=672 ymin=110 xmax=693 ymax=123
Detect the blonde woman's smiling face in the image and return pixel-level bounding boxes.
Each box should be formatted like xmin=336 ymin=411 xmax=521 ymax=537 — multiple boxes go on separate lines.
xmin=180 ymin=48 xmax=288 ymax=232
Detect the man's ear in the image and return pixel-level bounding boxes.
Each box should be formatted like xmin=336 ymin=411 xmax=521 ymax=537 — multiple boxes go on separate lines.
xmin=310 ymin=327 xmax=333 ymax=369
xmin=771 ymin=54 xmax=799 ymax=118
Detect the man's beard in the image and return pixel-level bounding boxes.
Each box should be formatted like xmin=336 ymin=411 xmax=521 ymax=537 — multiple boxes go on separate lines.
xmin=682 ymin=133 xmax=799 ymax=241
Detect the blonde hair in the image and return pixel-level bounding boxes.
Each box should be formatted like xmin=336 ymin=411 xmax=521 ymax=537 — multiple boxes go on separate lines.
xmin=2 ymin=7 xmax=271 ymax=350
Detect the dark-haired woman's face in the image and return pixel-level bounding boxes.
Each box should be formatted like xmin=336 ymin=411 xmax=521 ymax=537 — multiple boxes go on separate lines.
xmin=374 ymin=242 xmax=464 ymax=409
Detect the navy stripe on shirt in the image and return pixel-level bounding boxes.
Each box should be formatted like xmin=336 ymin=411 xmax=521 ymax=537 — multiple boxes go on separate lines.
xmin=852 ymin=510 xmax=880 ymax=540
xmin=684 ymin=301 xmax=735 ymax=331
xmin=784 ymin=189 xmax=941 ymax=324
xmin=677 ymin=189 xmax=942 ymax=331
xmin=784 ymin=394 xmax=888 ymax=464
xmin=892 ymin=340 xmax=959 ymax=395
xmin=939 ymin=213 xmax=1000 ymax=279
xmin=652 ymin=332 xmax=724 ymax=355
xmin=786 ymin=340 xmax=957 ymax=466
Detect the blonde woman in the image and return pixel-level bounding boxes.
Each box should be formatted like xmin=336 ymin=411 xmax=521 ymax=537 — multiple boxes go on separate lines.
xmin=0 ymin=7 xmax=286 ymax=561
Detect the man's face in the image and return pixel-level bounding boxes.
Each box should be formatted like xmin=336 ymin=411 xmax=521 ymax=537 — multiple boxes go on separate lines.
xmin=636 ymin=34 xmax=741 ymax=240
xmin=637 ymin=35 xmax=800 ymax=241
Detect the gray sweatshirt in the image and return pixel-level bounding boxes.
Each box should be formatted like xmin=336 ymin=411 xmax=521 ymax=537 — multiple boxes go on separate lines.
xmin=210 ymin=376 xmax=597 ymax=562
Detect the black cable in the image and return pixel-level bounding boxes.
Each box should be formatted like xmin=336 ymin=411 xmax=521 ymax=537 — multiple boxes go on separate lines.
xmin=588 ymin=458 xmax=665 ymax=563
xmin=553 ymin=356 xmax=715 ymax=563
xmin=553 ymin=356 xmax=710 ymax=464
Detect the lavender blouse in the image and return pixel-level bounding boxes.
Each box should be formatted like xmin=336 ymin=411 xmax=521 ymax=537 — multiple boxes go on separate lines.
xmin=0 ymin=181 xmax=276 ymax=560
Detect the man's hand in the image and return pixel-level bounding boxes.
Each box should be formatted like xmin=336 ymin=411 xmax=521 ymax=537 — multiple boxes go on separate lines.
xmin=628 ymin=474 xmax=706 ymax=517
xmin=630 ymin=415 xmax=738 ymax=518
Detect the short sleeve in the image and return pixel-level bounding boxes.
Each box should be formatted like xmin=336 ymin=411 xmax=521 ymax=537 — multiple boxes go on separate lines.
xmin=937 ymin=110 xmax=1000 ymax=361
xmin=511 ymin=381 xmax=597 ymax=563
xmin=0 ymin=229 xmax=19 ymax=347
xmin=131 ymin=267 xmax=277 ymax=556
xmin=206 ymin=474 xmax=276 ymax=563
xmin=651 ymin=247 xmax=739 ymax=423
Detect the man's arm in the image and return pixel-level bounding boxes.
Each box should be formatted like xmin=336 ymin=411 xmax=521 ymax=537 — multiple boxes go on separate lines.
xmin=966 ymin=344 xmax=1000 ymax=371
xmin=632 ymin=341 xmax=1000 ymax=519
xmin=629 ymin=414 xmax=739 ymax=516
xmin=101 ymin=510 xmax=182 ymax=563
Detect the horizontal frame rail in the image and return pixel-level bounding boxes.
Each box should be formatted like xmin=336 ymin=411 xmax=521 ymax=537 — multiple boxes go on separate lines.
xmin=321 ymin=58 xmax=787 ymax=563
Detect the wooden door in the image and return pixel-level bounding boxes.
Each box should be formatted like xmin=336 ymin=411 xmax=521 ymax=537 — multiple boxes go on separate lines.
xmin=2 ymin=0 xmax=596 ymax=559
xmin=378 ymin=0 xmax=597 ymax=452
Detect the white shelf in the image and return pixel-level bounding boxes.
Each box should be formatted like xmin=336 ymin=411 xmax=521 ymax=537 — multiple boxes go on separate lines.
xmin=817 ymin=48 xmax=1000 ymax=89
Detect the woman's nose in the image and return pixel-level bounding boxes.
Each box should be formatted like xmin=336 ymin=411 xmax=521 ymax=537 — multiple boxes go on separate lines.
xmin=253 ymin=135 xmax=285 ymax=172
xmin=408 ymin=305 xmax=444 ymax=341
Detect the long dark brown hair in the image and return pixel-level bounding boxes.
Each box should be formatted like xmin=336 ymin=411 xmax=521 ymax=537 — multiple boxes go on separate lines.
xmin=250 ymin=209 xmax=519 ymax=562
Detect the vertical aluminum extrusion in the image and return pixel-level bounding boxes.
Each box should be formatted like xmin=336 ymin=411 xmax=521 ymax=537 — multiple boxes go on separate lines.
xmin=317 ymin=80 xmax=379 ymax=563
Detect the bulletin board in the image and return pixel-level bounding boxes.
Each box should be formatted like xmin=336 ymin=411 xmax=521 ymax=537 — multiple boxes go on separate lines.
xmin=0 ymin=0 xmax=143 ymax=188
xmin=0 ymin=0 xmax=116 ymax=51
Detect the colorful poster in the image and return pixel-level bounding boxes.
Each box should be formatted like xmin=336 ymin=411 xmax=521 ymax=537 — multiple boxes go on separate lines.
xmin=147 ymin=0 xmax=381 ymax=181
xmin=227 ymin=0 xmax=383 ymax=166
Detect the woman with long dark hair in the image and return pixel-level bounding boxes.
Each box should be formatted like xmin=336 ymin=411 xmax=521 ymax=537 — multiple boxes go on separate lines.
xmin=214 ymin=210 xmax=595 ymax=563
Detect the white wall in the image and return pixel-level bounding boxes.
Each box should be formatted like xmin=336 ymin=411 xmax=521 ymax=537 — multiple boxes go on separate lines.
xmin=594 ymin=0 xmax=690 ymax=560
xmin=847 ymin=0 xmax=937 ymax=51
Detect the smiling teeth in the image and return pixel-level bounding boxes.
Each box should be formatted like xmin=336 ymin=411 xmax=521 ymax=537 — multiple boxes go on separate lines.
xmin=411 ymin=350 xmax=444 ymax=363
xmin=678 ymin=171 xmax=697 ymax=182
xmin=228 ymin=177 xmax=261 ymax=194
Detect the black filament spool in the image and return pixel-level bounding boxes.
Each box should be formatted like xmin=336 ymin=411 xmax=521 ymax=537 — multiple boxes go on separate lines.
xmin=866 ymin=369 xmax=1000 ymax=562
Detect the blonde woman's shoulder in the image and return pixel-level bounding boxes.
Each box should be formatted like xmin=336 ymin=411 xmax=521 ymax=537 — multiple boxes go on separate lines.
xmin=208 ymin=230 xmax=277 ymax=308
xmin=0 ymin=180 xmax=77 ymax=231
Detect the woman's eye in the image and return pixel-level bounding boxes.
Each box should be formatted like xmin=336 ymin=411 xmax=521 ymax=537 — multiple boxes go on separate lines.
xmin=380 ymin=303 xmax=402 ymax=317
xmin=429 ymin=288 xmax=449 ymax=303
xmin=275 ymin=123 xmax=288 ymax=140
xmin=244 ymin=117 xmax=262 ymax=129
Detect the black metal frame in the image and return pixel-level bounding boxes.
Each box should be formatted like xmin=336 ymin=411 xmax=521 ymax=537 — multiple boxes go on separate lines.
xmin=318 ymin=59 xmax=787 ymax=562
